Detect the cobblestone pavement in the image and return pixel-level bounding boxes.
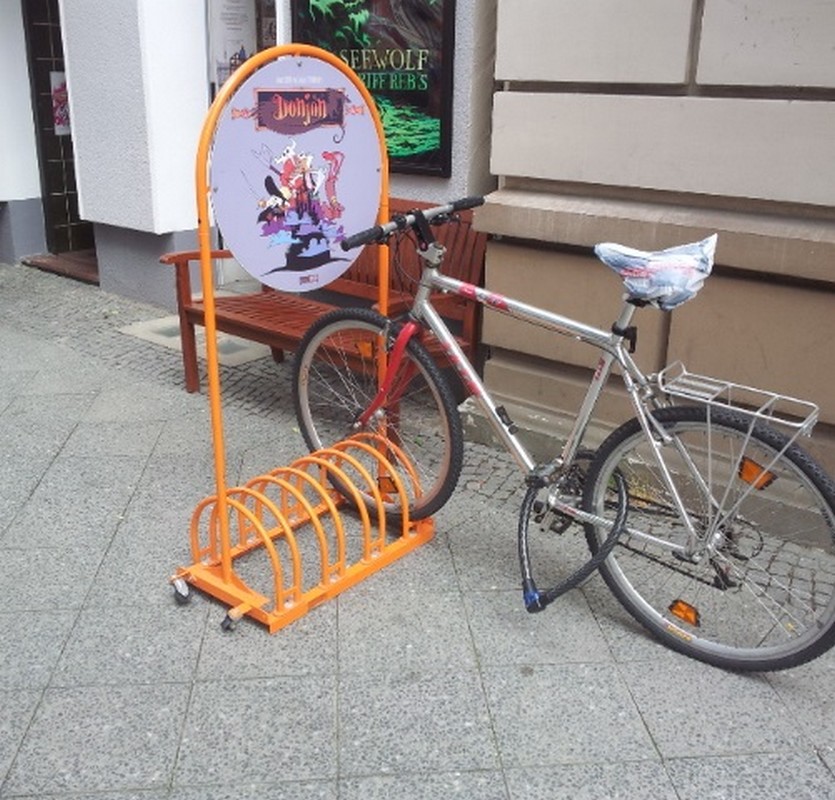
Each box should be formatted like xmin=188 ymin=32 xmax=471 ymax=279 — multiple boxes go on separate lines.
xmin=1 ymin=261 xmax=834 ymax=799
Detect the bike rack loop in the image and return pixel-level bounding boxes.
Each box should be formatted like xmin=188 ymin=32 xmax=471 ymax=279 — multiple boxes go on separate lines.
xmin=172 ymin=433 xmax=434 ymax=632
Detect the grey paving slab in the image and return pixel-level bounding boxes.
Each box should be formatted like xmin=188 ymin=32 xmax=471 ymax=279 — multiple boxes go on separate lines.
xmin=338 ymin=668 xmax=499 ymax=775
xmin=620 ymin=659 xmax=809 ymax=758
xmin=580 ymin=576 xmax=680 ymax=664
xmin=236 ymin=432 xmax=315 ymax=476
xmin=4 ymin=454 xmax=146 ymax=551
xmin=3 ymin=683 xmax=189 ymax=795
xmin=0 ymin=418 xmax=72 ymax=471
xmin=0 ymin=546 xmax=102 ymax=611
xmin=1 ymin=394 xmax=94 ymax=463
xmin=61 ymin=419 xmax=165 ymax=458
xmin=174 ymin=676 xmax=337 ymax=786
xmin=0 ymin=690 xmax=41 ymax=785
xmin=86 ymin=521 xmax=193 ymax=608
xmin=16 ymin=358 xmax=124 ymax=396
xmin=666 ymin=751 xmax=835 ymax=800
xmin=120 ymin=453 xmax=220 ymax=529
xmin=2 ymin=261 xmax=835 ymax=797
xmin=505 ymin=762 xmax=678 ymax=800
xmin=340 ymin=771 xmax=508 ymax=800
xmin=0 ymin=335 xmax=104 ymax=391
xmin=0 ymin=368 xmax=36 ymax=401
xmin=150 ymin=409 xmax=216 ymax=457
xmin=50 ymin=602 xmax=207 ymax=687
xmin=338 ymin=587 xmax=477 ymax=672
xmin=463 ymin=589 xmax=612 ymax=666
xmin=29 ymin=792 xmax=168 ymax=800
xmin=195 ymin=602 xmax=337 ymax=680
xmin=767 ymin=649 xmax=835 ymax=755
xmin=170 ymin=782 xmax=337 ymax=800
xmin=82 ymin=381 xmax=197 ymax=424
xmin=444 ymin=503 xmax=522 ymax=592
xmin=339 ymin=530 xmax=461 ymax=595
xmin=481 ymin=663 xmax=656 ymax=767
xmin=3 ymin=385 xmax=97 ymax=423
xmin=6 ymin=360 xmax=101 ymax=406
xmin=0 ymin=464 xmax=50 ymax=537
xmin=0 ymin=610 xmax=76 ymax=689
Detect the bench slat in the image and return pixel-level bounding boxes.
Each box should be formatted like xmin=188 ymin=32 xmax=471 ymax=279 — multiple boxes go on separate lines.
xmin=162 ymin=198 xmax=486 ymax=393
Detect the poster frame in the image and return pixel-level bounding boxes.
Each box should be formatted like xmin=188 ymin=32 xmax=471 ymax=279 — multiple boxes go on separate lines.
xmin=290 ymin=0 xmax=455 ymax=177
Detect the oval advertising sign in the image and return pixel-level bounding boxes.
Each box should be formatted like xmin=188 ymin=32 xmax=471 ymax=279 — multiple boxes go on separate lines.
xmin=209 ymin=53 xmax=383 ymax=292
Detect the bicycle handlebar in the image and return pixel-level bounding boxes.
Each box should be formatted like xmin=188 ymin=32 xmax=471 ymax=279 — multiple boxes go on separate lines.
xmin=340 ymin=195 xmax=485 ymax=251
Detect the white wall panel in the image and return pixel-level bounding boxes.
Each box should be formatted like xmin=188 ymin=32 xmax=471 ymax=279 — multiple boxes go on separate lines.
xmin=492 ymin=93 xmax=835 ymax=206
xmin=60 ymin=0 xmax=208 ymax=234
xmin=139 ymin=0 xmax=209 ymax=231
xmin=699 ymin=0 xmax=835 ymax=87
xmin=0 ymin=0 xmax=42 ymax=200
xmin=495 ymin=0 xmax=692 ymax=83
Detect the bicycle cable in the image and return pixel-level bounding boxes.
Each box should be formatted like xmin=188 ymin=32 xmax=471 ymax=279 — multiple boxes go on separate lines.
xmin=519 ymin=469 xmax=629 ymax=612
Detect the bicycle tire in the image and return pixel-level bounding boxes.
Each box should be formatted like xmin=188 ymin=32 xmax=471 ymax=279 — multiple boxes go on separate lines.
xmin=292 ymin=307 xmax=464 ymax=519
xmin=583 ymin=405 xmax=835 ymax=671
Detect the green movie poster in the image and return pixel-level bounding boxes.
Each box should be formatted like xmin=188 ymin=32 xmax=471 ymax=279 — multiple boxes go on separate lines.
xmin=292 ymin=0 xmax=454 ymax=177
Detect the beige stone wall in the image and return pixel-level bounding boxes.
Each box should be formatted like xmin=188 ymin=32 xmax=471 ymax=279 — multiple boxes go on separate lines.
xmin=475 ymin=0 xmax=835 ymax=466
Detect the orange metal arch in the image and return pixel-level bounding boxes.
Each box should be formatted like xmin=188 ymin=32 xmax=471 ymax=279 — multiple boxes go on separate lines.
xmin=194 ymin=44 xmax=390 ymax=581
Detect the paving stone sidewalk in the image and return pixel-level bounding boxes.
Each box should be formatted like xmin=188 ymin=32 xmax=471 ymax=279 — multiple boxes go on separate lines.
xmin=1 ymin=261 xmax=834 ymax=799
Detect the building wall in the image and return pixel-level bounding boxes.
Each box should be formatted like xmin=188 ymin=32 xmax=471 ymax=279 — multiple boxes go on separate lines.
xmin=475 ymin=0 xmax=835 ymax=457
xmin=59 ymin=0 xmax=209 ymax=235
xmin=0 ymin=0 xmax=41 ymax=202
xmin=0 ymin=0 xmax=47 ymax=262
xmin=48 ymin=0 xmax=495 ymax=306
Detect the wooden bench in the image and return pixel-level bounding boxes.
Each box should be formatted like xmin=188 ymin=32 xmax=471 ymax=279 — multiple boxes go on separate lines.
xmin=160 ymin=198 xmax=487 ymax=393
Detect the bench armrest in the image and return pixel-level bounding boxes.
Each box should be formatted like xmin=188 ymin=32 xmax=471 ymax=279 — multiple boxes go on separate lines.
xmin=160 ymin=249 xmax=234 ymax=307
xmin=159 ymin=249 xmax=232 ymax=266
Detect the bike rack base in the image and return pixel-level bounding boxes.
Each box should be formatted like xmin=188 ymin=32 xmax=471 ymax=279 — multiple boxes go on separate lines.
xmin=171 ymin=436 xmax=433 ymax=633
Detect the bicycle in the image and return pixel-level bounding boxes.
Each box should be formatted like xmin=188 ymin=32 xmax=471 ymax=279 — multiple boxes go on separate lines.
xmin=292 ymin=196 xmax=835 ymax=671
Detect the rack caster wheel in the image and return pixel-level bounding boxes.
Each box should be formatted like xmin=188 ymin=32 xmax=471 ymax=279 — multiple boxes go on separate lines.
xmin=220 ymin=614 xmax=237 ymax=632
xmin=172 ymin=578 xmax=191 ymax=606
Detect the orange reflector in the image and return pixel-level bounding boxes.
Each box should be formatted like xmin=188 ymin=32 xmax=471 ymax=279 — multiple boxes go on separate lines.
xmin=738 ymin=457 xmax=776 ymax=490
xmin=378 ymin=475 xmax=397 ymax=495
xmin=356 ymin=340 xmax=375 ymax=359
xmin=669 ymin=599 xmax=701 ymax=627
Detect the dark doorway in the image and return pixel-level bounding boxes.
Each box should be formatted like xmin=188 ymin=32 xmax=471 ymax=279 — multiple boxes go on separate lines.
xmin=20 ymin=0 xmax=98 ymax=284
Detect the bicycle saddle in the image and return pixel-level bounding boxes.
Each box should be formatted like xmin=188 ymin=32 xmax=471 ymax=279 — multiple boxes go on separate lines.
xmin=594 ymin=234 xmax=718 ymax=310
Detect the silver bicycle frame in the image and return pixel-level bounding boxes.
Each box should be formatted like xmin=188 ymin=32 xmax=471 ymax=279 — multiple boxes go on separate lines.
xmin=407 ymin=261 xmax=701 ymax=540
xmin=412 ymin=268 xmax=641 ymax=468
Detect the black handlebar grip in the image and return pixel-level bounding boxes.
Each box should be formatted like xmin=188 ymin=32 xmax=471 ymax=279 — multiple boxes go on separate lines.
xmin=340 ymin=225 xmax=384 ymax=251
xmin=451 ymin=196 xmax=485 ymax=212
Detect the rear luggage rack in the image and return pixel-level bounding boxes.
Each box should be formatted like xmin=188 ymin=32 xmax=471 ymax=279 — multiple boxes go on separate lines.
xmin=656 ymin=362 xmax=819 ymax=437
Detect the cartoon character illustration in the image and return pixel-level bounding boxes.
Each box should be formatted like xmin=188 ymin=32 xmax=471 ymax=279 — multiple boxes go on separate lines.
xmin=320 ymin=151 xmax=345 ymax=221
xmin=252 ymin=142 xmax=346 ymax=272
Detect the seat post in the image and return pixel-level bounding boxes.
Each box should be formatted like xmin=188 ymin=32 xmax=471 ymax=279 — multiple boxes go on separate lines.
xmin=612 ymin=300 xmax=638 ymax=337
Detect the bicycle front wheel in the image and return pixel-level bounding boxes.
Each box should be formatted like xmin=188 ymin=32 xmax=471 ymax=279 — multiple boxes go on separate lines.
xmin=292 ymin=308 xmax=464 ymax=519
xmin=583 ymin=405 xmax=835 ymax=671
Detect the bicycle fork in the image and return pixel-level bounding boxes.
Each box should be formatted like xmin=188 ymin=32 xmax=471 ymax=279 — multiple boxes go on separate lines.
xmin=355 ymin=319 xmax=421 ymax=429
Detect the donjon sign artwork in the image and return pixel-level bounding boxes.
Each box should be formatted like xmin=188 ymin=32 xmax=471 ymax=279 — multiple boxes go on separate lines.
xmin=210 ymin=53 xmax=383 ymax=291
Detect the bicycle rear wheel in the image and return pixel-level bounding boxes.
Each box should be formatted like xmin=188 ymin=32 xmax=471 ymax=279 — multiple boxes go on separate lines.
xmin=583 ymin=405 xmax=835 ymax=671
xmin=292 ymin=308 xmax=464 ymax=519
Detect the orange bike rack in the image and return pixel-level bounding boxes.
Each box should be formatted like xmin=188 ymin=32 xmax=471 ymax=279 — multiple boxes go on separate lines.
xmin=169 ymin=45 xmax=432 ymax=631
xmin=172 ymin=434 xmax=433 ymax=632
